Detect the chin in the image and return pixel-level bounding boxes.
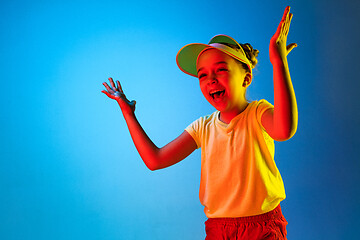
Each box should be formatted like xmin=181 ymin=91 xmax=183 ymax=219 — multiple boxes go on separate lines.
xmin=203 ymin=95 xmax=228 ymax=112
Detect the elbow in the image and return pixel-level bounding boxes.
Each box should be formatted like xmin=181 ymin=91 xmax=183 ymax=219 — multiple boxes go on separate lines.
xmin=273 ymin=126 xmax=297 ymax=142
xmin=145 ymin=162 xmax=160 ymax=171
xmin=274 ymin=134 xmax=293 ymax=142
xmin=147 ymin=165 xmax=159 ymax=171
xmin=139 ymin=150 xmax=162 ymax=171
xmin=144 ymin=157 xmax=162 ymax=171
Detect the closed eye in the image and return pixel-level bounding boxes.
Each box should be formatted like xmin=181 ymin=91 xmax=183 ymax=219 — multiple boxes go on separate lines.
xmin=199 ymin=73 xmax=207 ymax=79
xmin=217 ymin=68 xmax=228 ymax=72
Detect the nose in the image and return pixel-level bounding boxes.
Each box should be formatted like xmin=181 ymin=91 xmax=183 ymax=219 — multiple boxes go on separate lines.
xmin=207 ymin=72 xmax=218 ymax=85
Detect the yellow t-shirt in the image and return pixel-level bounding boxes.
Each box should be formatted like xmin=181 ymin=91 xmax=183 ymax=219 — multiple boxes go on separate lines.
xmin=185 ymin=100 xmax=286 ymax=218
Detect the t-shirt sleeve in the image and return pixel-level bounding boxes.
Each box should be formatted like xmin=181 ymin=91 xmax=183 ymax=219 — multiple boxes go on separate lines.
xmin=185 ymin=118 xmax=202 ymax=149
xmin=256 ymin=99 xmax=274 ymax=130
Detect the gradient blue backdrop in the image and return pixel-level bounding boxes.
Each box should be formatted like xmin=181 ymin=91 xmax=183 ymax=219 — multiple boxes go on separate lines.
xmin=1 ymin=0 xmax=360 ymax=239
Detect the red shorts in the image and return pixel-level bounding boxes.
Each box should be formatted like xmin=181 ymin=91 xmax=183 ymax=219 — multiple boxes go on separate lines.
xmin=205 ymin=205 xmax=288 ymax=240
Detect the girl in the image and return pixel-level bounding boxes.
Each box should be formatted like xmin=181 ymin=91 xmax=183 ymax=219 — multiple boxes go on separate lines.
xmin=102 ymin=6 xmax=298 ymax=240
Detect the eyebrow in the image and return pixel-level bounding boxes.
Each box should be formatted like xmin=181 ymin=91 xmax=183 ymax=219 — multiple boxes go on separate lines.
xmin=197 ymin=61 xmax=228 ymax=73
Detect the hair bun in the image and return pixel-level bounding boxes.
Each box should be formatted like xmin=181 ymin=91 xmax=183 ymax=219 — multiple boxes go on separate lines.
xmin=240 ymin=43 xmax=259 ymax=69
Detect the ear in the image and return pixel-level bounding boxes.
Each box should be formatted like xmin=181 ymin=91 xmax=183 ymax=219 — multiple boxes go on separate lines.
xmin=242 ymin=73 xmax=252 ymax=87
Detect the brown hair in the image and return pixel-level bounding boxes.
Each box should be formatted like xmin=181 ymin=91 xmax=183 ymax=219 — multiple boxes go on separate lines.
xmin=220 ymin=42 xmax=259 ymax=72
xmin=240 ymin=43 xmax=259 ymax=71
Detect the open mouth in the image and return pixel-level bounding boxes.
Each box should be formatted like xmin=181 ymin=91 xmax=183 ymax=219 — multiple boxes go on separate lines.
xmin=209 ymin=89 xmax=225 ymax=100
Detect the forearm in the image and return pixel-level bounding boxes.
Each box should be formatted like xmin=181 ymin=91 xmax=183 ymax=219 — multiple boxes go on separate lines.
xmin=272 ymin=57 xmax=298 ymax=139
xmin=122 ymin=111 xmax=161 ymax=171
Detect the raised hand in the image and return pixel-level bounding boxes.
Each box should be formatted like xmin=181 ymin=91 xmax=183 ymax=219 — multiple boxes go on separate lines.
xmin=269 ymin=6 xmax=297 ymax=65
xmin=102 ymin=77 xmax=136 ymax=115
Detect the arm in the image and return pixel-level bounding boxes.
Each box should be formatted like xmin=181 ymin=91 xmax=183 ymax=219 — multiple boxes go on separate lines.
xmin=102 ymin=78 xmax=197 ymax=170
xmin=261 ymin=6 xmax=298 ymax=141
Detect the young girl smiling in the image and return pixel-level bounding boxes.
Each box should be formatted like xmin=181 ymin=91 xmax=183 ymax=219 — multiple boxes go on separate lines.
xmin=102 ymin=6 xmax=297 ymax=239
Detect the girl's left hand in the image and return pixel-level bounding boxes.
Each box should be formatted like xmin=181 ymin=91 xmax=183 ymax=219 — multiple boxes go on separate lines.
xmin=269 ymin=6 xmax=297 ymax=65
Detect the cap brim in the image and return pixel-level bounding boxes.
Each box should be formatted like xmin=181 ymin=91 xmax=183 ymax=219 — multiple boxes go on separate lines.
xmin=176 ymin=43 xmax=210 ymax=78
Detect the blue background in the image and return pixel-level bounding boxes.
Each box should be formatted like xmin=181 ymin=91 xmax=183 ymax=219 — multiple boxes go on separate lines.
xmin=1 ymin=0 xmax=360 ymax=239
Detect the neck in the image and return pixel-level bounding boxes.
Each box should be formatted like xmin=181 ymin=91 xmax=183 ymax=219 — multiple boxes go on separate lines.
xmin=219 ymin=102 xmax=249 ymax=124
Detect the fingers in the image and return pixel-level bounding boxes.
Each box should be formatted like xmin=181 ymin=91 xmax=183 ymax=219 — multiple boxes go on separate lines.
xmin=274 ymin=6 xmax=290 ymax=40
xmin=282 ymin=6 xmax=290 ymax=22
xmin=281 ymin=11 xmax=289 ymax=38
xmin=103 ymin=82 xmax=114 ymax=93
xmin=102 ymin=77 xmax=126 ymax=99
xmin=279 ymin=6 xmax=290 ymax=30
xmin=107 ymin=77 xmax=124 ymax=93
xmin=117 ymin=80 xmax=123 ymax=92
xmin=287 ymin=13 xmax=293 ymax=35
xmin=281 ymin=7 xmax=293 ymax=39
xmin=102 ymin=90 xmax=114 ymax=99
xmin=109 ymin=77 xmax=117 ymax=91
xmin=286 ymin=43 xmax=298 ymax=55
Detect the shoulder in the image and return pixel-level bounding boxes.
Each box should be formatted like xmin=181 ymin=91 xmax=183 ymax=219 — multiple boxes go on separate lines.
xmin=185 ymin=111 xmax=217 ymax=131
xmin=244 ymin=100 xmax=274 ymax=131
xmin=250 ymin=99 xmax=274 ymax=109
xmin=185 ymin=111 xmax=218 ymax=149
xmin=248 ymin=99 xmax=274 ymax=118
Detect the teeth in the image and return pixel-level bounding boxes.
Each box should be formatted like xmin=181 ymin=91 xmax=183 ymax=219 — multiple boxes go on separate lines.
xmin=209 ymin=90 xmax=224 ymax=95
xmin=210 ymin=90 xmax=225 ymax=99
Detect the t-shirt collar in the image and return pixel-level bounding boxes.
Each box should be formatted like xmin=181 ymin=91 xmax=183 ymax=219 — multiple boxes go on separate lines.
xmin=215 ymin=102 xmax=253 ymax=132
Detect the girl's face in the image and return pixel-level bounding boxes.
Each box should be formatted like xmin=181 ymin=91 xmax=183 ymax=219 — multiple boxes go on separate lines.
xmin=197 ymin=48 xmax=251 ymax=112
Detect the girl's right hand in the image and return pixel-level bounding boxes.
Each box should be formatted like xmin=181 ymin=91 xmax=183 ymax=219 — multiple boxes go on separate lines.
xmin=269 ymin=6 xmax=297 ymax=65
xmin=102 ymin=77 xmax=136 ymax=115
